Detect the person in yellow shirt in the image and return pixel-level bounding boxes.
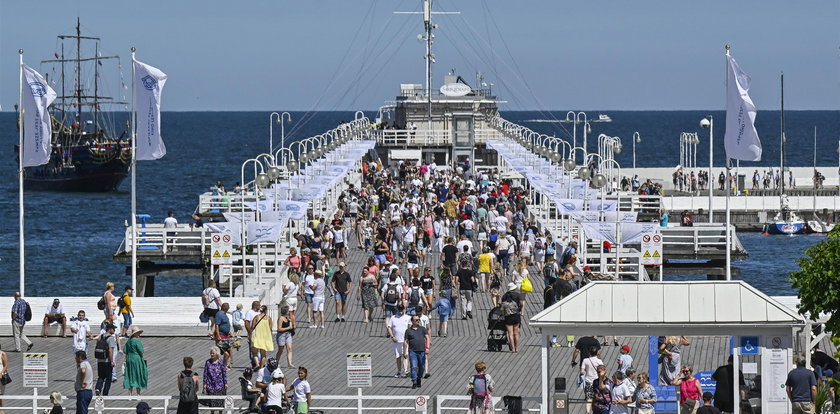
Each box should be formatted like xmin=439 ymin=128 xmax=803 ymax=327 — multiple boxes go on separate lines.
xmin=119 ymin=286 xmax=135 ymax=337
xmin=476 ymin=247 xmax=496 ymax=293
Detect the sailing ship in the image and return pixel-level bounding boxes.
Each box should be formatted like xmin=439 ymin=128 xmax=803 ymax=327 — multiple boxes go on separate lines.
xmin=763 ymin=73 xmax=806 ymax=234
xmin=15 ymin=19 xmax=131 ymax=192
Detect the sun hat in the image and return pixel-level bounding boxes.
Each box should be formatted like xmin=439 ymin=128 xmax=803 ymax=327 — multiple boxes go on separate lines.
xmin=129 ymin=326 xmax=144 ymax=337
xmin=507 ymin=282 xmax=518 ymax=292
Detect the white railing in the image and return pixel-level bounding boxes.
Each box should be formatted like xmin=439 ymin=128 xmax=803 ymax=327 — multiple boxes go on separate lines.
xmin=659 ymin=223 xmax=744 ymax=254
xmin=436 ymin=395 xmax=542 ymax=413
xmin=314 ymin=393 xmax=429 ymax=413
xmin=372 ymin=128 xmax=503 ymax=147
xmin=197 ymin=191 xmax=257 ymax=214
xmin=0 ymin=393 xmax=250 ymax=414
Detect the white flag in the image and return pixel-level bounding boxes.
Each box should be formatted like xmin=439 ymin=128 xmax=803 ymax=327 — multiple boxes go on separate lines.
xmin=724 ymin=55 xmax=762 ymax=161
xmin=21 ymin=64 xmax=57 ymax=167
xmin=133 ymin=59 xmax=167 ymax=160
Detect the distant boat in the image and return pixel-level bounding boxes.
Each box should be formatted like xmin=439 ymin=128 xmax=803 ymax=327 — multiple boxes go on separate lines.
xmin=763 ymin=74 xmax=805 ymax=235
xmin=14 ymin=19 xmax=131 ymax=192
xmin=593 ymin=114 xmax=612 ymax=122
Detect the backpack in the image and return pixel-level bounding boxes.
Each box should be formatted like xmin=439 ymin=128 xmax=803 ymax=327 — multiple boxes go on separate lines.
xmin=543 ymin=264 xmax=557 ymax=284
xmin=23 ymin=301 xmax=32 ymax=322
xmin=546 ymin=242 xmax=556 ymax=256
xmin=94 ymin=334 xmax=110 ymax=360
xmin=500 ymin=300 xmax=519 ymax=317
xmin=97 ymin=296 xmax=106 ymax=310
xmin=409 ymin=287 xmax=421 ymax=306
xmin=384 ymin=283 xmax=399 ymax=304
xmin=117 ymin=294 xmax=126 ymax=310
xmin=201 ymin=290 xmax=210 ymax=307
xmin=535 ymin=238 xmax=544 ymax=250
xmin=561 ymin=248 xmax=574 ymax=267
xmin=458 ymin=252 xmax=473 ymax=270
xmin=179 ymin=370 xmax=198 ymax=403
xmin=471 ymin=374 xmax=489 ymax=397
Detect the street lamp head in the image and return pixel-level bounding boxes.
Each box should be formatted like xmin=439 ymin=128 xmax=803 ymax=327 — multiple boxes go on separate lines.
xmin=255 ymin=173 xmax=270 ymax=188
xmin=613 ymin=142 xmax=622 ymax=154
xmin=563 ymin=158 xmax=576 ymax=171
xmin=700 ymin=118 xmax=711 ymax=129
xmin=267 ymin=166 xmax=281 ymax=180
xmin=635 ymin=136 xmax=641 ymax=143
xmin=578 ymin=166 xmax=591 ymax=180
xmin=286 ymin=159 xmax=299 ymax=172
xmin=308 ymin=150 xmax=318 ymax=161
xmin=299 ymin=153 xmax=309 ymax=164
xmin=586 ymin=123 xmax=592 ymax=134
xmin=592 ymin=173 xmax=607 ymax=189
xmin=551 ymin=151 xmax=561 ymax=163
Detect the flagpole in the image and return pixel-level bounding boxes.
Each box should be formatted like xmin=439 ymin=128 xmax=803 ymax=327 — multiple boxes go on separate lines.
xmin=724 ymin=45 xmax=732 ymax=281
xmin=18 ymin=49 xmax=25 ymax=296
xmin=130 ymin=47 xmax=138 ymax=296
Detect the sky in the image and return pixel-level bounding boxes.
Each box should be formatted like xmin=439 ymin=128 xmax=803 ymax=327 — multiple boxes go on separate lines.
xmin=1 ymin=0 xmax=839 ymax=111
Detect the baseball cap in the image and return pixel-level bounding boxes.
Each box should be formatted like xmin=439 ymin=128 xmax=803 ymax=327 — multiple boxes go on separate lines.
xmin=583 ymin=266 xmax=591 ymax=271
xmin=136 ymin=401 xmax=151 ymax=414
xmin=621 ymin=345 xmax=631 ymax=353
xmin=339 ymin=262 xmax=346 ymax=267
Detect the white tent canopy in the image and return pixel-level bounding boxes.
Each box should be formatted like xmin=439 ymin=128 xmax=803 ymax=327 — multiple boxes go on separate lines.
xmin=530 ymin=281 xmax=806 ymax=414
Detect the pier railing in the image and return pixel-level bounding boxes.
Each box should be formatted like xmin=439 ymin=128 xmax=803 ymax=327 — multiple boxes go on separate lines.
xmin=436 ymin=395 xmax=542 ymax=413
xmin=372 ymin=128 xmax=503 ymax=146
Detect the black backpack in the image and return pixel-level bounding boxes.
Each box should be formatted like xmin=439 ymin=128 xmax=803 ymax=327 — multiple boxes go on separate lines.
xmin=117 ymin=294 xmax=126 ymax=310
xmin=384 ymin=283 xmax=399 ymax=304
xmin=179 ymin=370 xmax=198 ymax=402
xmin=94 ymin=334 xmax=110 ymax=360
xmin=97 ymin=296 xmax=106 ymax=310
xmin=409 ymin=287 xmax=421 ymax=306
xmin=23 ymin=301 xmax=32 ymax=322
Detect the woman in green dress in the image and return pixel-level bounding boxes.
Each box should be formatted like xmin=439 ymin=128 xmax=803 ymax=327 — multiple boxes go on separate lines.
xmin=123 ymin=326 xmax=148 ymax=396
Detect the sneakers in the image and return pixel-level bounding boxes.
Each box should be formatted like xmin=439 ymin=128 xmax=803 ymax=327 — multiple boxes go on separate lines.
xmin=318 ymin=325 xmax=325 ymax=329
xmin=411 ymin=384 xmax=418 ymax=389
xmin=394 ymin=372 xmax=402 ymax=378
xmin=403 ymin=371 xmax=410 ymax=378
xmin=26 ymin=343 xmax=33 ymax=351
xmin=334 ymin=317 xmax=341 ymax=323
xmin=423 ymin=373 xmax=430 ymax=379
xmin=309 ymin=325 xmax=317 ymax=329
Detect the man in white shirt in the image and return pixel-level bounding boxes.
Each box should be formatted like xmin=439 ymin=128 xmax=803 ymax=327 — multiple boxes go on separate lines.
xmin=42 ymin=298 xmax=67 ymax=337
xmin=386 ymin=305 xmax=411 ymax=378
xmin=70 ymin=310 xmax=92 ymax=352
xmin=455 ymin=235 xmax=473 ymax=255
xmin=163 ymin=211 xmax=178 ymax=228
xmin=609 ymin=371 xmax=633 ymax=414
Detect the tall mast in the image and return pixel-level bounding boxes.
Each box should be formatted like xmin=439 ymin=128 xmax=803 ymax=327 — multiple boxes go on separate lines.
xmin=780 ymin=72 xmax=785 ymax=195
xmin=76 ymin=17 xmax=83 ymax=130
xmin=424 ymin=0 xmax=433 ymax=131
xmin=94 ymin=40 xmax=100 ymax=133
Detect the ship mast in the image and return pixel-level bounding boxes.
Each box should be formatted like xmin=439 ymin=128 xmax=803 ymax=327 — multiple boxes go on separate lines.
xmin=76 ymin=17 xmax=83 ymax=130
xmin=424 ymin=0 xmax=433 ymax=131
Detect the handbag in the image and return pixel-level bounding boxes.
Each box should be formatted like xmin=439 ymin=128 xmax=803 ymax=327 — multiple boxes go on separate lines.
xmin=1 ymin=371 xmax=11 ymax=385
xmin=521 ymin=277 xmax=533 ymax=293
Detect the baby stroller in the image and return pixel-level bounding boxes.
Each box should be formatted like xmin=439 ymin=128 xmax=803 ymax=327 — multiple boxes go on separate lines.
xmin=487 ymin=306 xmax=508 ymax=352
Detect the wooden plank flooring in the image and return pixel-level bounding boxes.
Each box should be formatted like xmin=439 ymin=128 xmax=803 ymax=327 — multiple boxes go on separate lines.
xmin=1 ymin=231 xmax=833 ymax=413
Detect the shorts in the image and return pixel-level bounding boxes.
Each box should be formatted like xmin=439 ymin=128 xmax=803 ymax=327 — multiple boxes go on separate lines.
xmin=407 ymin=263 xmax=418 ymax=270
xmin=203 ymin=308 xmax=219 ymax=318
xmin=584 ymin=382 xmax=594 ymax=400
xmin=294 ymin=401 xmax=308 ymax=414
xmin=374 ymin=254 xmax=387 ymax=264
xmin=392 ymin=341 xmax=405 ymax=358
xmin=46 ymin=315 xmax=64 ymax=324
xmin=276 ymin=331 xmax=293 ymax=346
xmin=312 ymin=296 xmax=325 ymax=312
xmin=335 ymin=242 xmax=345 ymax=250
xmin=284 ymin=297 xmax=298 ymax=312
xmin=384 ymin=304 xmax=398 ymax=318
xmin=335 ymin=291 xmax=348 ymax=302
xmin=304 ymin=293 xmax=314 ymax=304
xmin=122 ymin=312 xmax=133 ymax=328
xmin=321 ymin=248 xmax=332 ymax=258
xmin=423 ymin=288 xmax=434 ymax=296
xmin=504 ymin=313 xmax=521 ymax=326
xmin=440 ymin=314 xmax=450 ymax=323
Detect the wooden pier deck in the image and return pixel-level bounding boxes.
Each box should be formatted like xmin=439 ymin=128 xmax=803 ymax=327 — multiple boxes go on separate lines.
xmin=2 ymin=234 xmax=829 ymax=413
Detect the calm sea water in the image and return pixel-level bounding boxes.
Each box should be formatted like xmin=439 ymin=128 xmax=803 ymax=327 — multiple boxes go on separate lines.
xmin=0 ymin=110 xmax=833 ymax=297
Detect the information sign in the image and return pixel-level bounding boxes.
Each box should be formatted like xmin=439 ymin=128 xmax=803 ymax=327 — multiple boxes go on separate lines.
xmin=640 ymin=232 xmax=663 ymax=265
xmin=210 ymin=232 xmax=233 ymax=265
xmin=346 ymin=353 xmax=372 ymax=388
xmin=23 ymin=353 xmax=48 ymax=387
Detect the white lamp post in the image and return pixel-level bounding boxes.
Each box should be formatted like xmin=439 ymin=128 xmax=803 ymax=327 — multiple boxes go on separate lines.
xmin=701 ymin=116 xmax=713 ymax=222
xmin=632 ymin=132 xmax=641 ymax=174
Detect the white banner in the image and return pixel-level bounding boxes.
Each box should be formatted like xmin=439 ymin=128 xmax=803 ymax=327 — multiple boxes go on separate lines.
xmin=243 ymin=200 xmax=272 ymax=212
xmin=553 ymin=198 xmax=585 ymax=215
xmin=580 ymin=221 xmax=617 ymax=244
xmin=275 ymin=200 xmax=309 ymax=220
xmin=589 ymin=199 xmax=618 ymax=211
xmin=260 ymin=209 xmax=294 ymax=223
xmin=581 ymin=221 xmax=657 ymax=244
xmin=21 ymin=64 xmax=57 ymax=167
xmin=620 ymin=222 xmax=659 ymax=243
xmin=133 ymin=59 xmax=168 ymax=160
xmin=207 ymin=222 xmax=241 ymax=246
xmin=724 ymin=54 xmax=762 ymax=162
xmin=223 ymin=211 xmax=255 ymax=223
xmin=246 ymin=221 xmax=285 ymax=245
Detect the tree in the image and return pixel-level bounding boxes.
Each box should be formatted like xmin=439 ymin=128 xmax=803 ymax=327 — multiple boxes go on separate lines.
xmin=789 ymin=227 xmax=840 ymax=334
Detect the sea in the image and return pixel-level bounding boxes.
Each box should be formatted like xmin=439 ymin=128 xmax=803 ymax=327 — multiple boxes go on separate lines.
xmin=0 ymin=110 xmax=836 ymax=297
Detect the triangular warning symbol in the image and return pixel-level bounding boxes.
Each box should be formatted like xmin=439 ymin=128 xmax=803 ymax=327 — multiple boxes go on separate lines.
xmin=222 ymin=250 xmax=230 ymax=257
xmin=652 ymin=250 xmax=661 ymax=257
xmin=213 ymin=250 xmax=221 ymax=258
xmin=643 ymin=251 xmax=651 ymax=257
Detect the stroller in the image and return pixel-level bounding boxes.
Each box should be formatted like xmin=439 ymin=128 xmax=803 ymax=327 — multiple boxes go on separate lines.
xmin=487 ymin=306 xmax=508 ymax=352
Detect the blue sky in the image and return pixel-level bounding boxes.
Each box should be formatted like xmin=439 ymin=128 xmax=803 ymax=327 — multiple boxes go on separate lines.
xmin=1 ymin=0 xmax=838 ymax=111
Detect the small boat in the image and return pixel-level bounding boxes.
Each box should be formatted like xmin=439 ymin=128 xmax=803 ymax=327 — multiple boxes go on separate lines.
xmin=806 ymin=214 xmax=835 ymax=234
xmin=594 ymin=114 xmax=612 ymax=122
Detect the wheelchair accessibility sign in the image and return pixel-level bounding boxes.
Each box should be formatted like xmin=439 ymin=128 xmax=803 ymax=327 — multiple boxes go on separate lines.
xmin=740 ymin=336 xmax=759 ymax=355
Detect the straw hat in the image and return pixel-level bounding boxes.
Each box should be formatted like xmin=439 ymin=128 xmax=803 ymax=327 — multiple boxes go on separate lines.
xmin=507 ymin=282 xmax=518 ymax=292
xmin=128 ymin=326 xmax=144 ymax=337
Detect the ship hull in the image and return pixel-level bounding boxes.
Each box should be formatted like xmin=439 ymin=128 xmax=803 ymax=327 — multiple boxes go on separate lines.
xmin=19 ymin=144 xmax=131 ymax=192
xmin=764 ymin=222 xmax=806 ymax=235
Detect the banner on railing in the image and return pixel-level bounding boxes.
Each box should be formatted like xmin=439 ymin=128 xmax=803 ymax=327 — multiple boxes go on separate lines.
xmin=552 ymin=198 xmax=585 ymax=214
xmin=207 ymin=222 xmax=242 ymax=246
xmin=580 ymin=221 xmax=659 ymax=244
xmin=246 ymin=221 xmax=286 ymax=245
xmin=223 ymin=212 xmax=255 ymax=223
xmin=275 ymin=200 xmax=309 ymax=220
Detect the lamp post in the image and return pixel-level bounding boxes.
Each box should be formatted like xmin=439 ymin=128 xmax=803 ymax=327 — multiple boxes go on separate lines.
xmin=269 ymin=112 xmax=292 ymax=155
xmin=564 ymin=111 xmax=588 ymax=159
xmin=701 ymin=116 xmax=713 ymax=222
xmin=239 ymin=158 xmax=265 ymax=296
xmin=632 ymin=132 xmax=641 ymax=175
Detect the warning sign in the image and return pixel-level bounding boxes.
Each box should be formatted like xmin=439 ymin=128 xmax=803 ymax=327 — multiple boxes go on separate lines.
xmin=415 ymin=395 xmax=427 ymax=411
xmin=640 ymin=231 xmax=663 ymax=265
xmin=347 ymin=353 xmax=372 ymax=388
xmin=210 ymin=231 xmax=233 ymax=265
xmin=23 ymin=353 xmax=48 ymax=387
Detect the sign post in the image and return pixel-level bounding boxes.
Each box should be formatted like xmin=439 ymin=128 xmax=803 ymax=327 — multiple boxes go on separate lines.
xmin=347 ymin=353 xmax=372 ymax=414
xmin=640 ymin=232 xmax=664 ymax=279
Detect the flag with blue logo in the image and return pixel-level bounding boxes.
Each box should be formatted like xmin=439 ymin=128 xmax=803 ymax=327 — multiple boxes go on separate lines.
xmin=21 ymin=64 xmax=57 ymax=167
xmin=724 ymin=54 xmax=762 ymax=161
xmin=133 ymin=59 xmax=167 ymax=160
